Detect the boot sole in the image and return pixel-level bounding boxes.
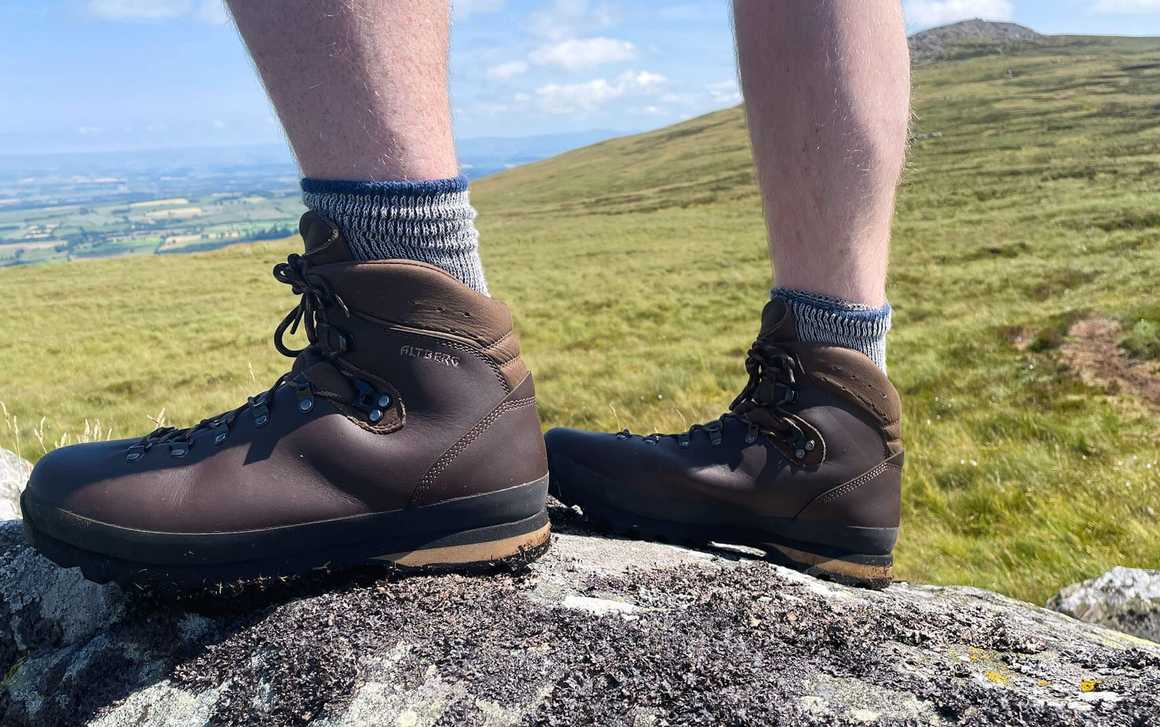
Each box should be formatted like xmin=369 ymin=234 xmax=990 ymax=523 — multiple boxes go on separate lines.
xmin=548 ymin=463 xmax=894 ymax=589
xmin=21 ymin=475 xmax=550 ymax=592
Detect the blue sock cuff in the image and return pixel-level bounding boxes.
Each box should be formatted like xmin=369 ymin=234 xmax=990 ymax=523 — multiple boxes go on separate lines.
xmin=773 ymin=287 xmax=891 ymax=321
xmin=772 ymin=287 xmax=891 ymax=371
xmin=300 ymin=175 xmax=468 ymax=196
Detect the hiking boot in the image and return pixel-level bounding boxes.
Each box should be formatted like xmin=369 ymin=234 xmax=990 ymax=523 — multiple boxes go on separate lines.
xmin=21 ymin=212 xmax=550 ymax=589
xmin=545 ymin=298 xmax=903 ymax=587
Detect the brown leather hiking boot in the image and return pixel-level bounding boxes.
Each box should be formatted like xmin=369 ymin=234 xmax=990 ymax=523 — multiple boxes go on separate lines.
xmin=545 ymin=298 xmax=903 ymax=587
xmin=21 ymin=212 xmax=550 ymax=589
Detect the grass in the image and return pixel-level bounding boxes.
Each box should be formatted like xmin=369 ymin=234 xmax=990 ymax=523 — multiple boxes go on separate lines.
xmin=1120 ymin=302 xmax=1160 ymax=360
xmin=1 ymin=35 xmax=1158 ymax=602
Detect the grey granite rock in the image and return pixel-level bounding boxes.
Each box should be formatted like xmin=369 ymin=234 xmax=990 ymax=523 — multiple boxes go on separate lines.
xmin=0 ymin=448 xmax=31 ymax=521
xmin=1048 ymin=567 xmax=1160 ymax=643
xmin=1 ymin=509 xmax=1158 ymax=726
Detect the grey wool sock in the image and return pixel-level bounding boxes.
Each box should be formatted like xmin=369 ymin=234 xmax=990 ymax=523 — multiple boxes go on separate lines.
xmin=773 ymin=287 xmax=892 ymax=372
xmin=301 ymin=175 xmax=489 ymax=295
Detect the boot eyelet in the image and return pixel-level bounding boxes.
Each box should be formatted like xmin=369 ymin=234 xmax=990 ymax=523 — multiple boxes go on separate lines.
xmin=254 ymin=415 xmax=269 ymax=427
xmin=376 ymin=394 xmax=391 ymax=408
xmin=794 ymin=448 xmax=806 ymax=459
xmin=214 ymin=431 xmax=229 ymax=445
xmin=299 ymin=397 xmax=314 ymax=413
xmin=368 ymin=408 xmax=383 ymax=423
xmin=171 ymin=445 xmax=189 ymax=458
xmin=126 ymin=451 xmax=143 ymax=462
xmin=805 ymin=440 xmax=816 ymax=451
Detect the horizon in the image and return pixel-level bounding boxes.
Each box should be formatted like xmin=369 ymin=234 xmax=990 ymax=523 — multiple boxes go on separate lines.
xmin=0 ymin=129 xmax=625 ymax=162
xmin=5 ymin=1 xmax=1160 ymax=156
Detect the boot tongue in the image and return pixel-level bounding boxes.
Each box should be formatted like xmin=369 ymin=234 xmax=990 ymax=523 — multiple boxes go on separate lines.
xmin=757 ymin=297 xmax=798 ymax=343
xmin=298 ymin=211 xmax=354 ymax=264
xmin=292 ymin=349 xmax=357 ymax=399
xmin=290 ymin=347 xmax=325 ymax=376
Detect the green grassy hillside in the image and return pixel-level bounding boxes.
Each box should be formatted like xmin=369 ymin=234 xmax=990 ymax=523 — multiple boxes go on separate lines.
xmin=2 ymin=35 xmax=1158 ymax=601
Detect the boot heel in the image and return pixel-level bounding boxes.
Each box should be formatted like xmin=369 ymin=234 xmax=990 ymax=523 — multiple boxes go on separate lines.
xmin=372 ymin=509 xmax=551 ymax=570
xmin=763 ymin=541 xmax=893 ymax=589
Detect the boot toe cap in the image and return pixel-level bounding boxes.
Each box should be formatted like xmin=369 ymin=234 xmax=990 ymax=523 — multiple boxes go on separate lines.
xmin=544 ymin=427 xmax=626 ymax=504
xmin=21 ymin=439 xmax=146 ymax=528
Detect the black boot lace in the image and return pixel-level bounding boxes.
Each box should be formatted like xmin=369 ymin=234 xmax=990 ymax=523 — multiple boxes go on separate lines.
xmin=126 ymin=254 xmax=388 ymax=462
xmin=619 ymin=338 xmax=812 ymax=454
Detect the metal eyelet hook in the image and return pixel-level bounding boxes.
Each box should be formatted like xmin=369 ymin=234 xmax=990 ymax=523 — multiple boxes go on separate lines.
xmin=352 ymin=379 xmax=392 ymax=424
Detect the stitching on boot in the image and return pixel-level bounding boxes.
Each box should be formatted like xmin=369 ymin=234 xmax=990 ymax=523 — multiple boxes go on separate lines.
xmin=438 ymin=339 xmax=510 ymax=392
xmin=410 ymin=396 xmax=537 ymax=506
xmin=812 ymin=371 xmax=894 ymax=423
xmin=814 ymin=461 xmax=893 ymax=505
xmin=355 ymin=308 xmax=502 ymax=349
xmin=793 ymin=455 xmax=903 ymax=519
xmin=482 ymin=329 xmax=520 ymax=364
xmin=342 ymin=314 xmax=513 ymax=392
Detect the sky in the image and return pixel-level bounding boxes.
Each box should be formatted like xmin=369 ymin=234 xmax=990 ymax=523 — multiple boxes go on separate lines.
xmin=3 ymin=0 xmax=1160 ymax=155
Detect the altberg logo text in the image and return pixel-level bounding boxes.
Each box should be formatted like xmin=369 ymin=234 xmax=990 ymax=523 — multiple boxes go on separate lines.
xmin=400 ymin=344 xmax=461 ymax=368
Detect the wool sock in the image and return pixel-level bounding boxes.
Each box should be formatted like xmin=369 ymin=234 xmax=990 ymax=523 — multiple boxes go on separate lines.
xmin=773 ymin=287 xmax=892 ymax=372
xmin=301 ymin=175 xmax=488 ymax=295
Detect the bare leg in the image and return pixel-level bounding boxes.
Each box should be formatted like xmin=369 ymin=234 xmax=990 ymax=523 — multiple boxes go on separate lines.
xmin=733 ymin=0 xmax=910 ymax=307
xmin=227 ymin=0 xmax=487 ymax=294
xmin=227 ymin=0 xmax=457 ymax=181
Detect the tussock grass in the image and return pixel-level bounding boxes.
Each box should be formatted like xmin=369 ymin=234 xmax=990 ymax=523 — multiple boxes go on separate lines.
xmin=1 ymin=36 xmax=1158 ymax=601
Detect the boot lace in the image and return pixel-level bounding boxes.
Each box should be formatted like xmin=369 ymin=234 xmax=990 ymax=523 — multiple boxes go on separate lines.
xmin=619 ymin=339 xmax=813 ymax=454
xmin=126 ymin=253 xmax=388 ymax=461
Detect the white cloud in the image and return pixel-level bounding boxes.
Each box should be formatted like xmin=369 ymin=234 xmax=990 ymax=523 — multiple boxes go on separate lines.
xmin=619 ymin=70 xmax=666 ymax=91
xmin=528 ymin=0 xmax=617 ymax=40
xmin=535 ymin=69 xmax=667 ymax=114
xmin=194 ymin=0 xmax=229 ymax=25
xmin=486 ymin=61 xmax=530 ymax=79
xmin=657 ymin=3 xmax=720 ymax=22
xmin=530 ymin=37 xmax=636 ymax=70
xmin=707 ymin=79 xmax=741 ymax=105
xmin=481 ymin=102 xmax=511 ymax=113
xmin=903 ymin=0 xmax=1014 ymax=30
xmin=88 ymin=0 xmax=189 ymax=20
xmin=536 ymin=79 xmax=621 ymax=113
xmin=88 ymin=0 xmax=229 ymax=24
xmin=1091 ymin=0 xmax=1160 ymax=12
xmin=454 ymin=0 xmax=506 ymax=20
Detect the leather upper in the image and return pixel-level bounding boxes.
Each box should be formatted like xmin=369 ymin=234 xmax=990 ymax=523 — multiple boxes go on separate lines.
xmin=23 ymin=213 xmax=548 ymax=534
xmin=546 ymin=299 xmax=904 ymax=529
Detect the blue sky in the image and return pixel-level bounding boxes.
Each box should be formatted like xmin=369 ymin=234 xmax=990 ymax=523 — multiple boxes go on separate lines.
xmin=3 ymin=0 xmax=1160 ymax=155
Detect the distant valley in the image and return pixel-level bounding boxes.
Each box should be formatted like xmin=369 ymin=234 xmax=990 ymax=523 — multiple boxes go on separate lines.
xmin=0 ymin=129 xmax=621 ymax=266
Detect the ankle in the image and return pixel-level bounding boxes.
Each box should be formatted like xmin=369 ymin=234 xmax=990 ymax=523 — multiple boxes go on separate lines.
xmin=301 ymin=176 xmax=489 ymax=295
xmin=772 ymin=287 xmax=892 ymax=372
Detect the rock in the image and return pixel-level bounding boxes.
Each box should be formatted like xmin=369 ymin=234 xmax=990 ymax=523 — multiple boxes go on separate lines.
xmin=0 ymin=448 xmax=32 ymax=521
xmin=1048 ymin=567 xmax=1160 ymax=643
xmin=1 ymin=511 xmax=1158 ymax=726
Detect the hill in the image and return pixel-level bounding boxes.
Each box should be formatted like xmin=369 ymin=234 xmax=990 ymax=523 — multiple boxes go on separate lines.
xmin=909 ymin=18 xmax=1042 ymax=62
xmin=2 ymin=35 xmax=1159 ymax=601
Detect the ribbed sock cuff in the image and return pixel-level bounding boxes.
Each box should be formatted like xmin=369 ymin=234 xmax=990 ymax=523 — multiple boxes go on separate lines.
xmin=301 ymin=176 xmax=489 ymax=296
xmin=773 ymin=287 xmax=892 ymax=372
